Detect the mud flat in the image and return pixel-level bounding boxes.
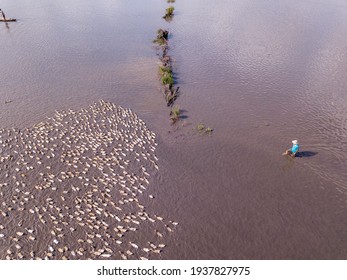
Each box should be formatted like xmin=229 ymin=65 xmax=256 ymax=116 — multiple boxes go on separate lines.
xmin=0 ymin=100 xmax=177 ymax=260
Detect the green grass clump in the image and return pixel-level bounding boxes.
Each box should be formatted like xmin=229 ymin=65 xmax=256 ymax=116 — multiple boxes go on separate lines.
xmin=161 ymin=72 xmax=174 ymax=87
xmin=166 ymin=6 xmax=175 ymax=15
xmin=159 ymin=65 xmax=172 ymax=75
xmin=205 ymin=127 xmax=213 ymax=133
xmin=167 ymin=0 xmax=175 ymax=3
xmin=164 ymin=6 xmax=175 ymax=18
xmin=170 ymin=105 xmax=181 ymax=122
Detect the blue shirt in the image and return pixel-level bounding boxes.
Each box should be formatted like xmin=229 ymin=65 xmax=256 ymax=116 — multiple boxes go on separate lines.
xmin=291 ymin=144 xmax=299 ymax=153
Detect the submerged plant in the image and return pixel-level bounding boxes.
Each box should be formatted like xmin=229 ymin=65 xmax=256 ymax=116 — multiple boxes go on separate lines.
xmin=197 ymin=123 xmax=213 ymax=134
xmin=197 ymin=124 xmax=205 ymax=131
xmin=170 ymin=105 xmax=181 ymax=123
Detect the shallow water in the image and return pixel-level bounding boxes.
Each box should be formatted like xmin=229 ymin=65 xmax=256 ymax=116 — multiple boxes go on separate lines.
xmin=1 ymin=0 xmax=347 ymax=259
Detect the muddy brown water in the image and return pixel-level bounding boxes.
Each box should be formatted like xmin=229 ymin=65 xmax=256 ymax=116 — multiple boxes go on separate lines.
xmin=1 ymin=0 xmax=347 ymax=259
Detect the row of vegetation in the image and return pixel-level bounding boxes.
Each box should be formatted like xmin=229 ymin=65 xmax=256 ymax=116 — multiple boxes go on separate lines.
xmin=154 ymin=2 xmax=213 ymax=132
xmin=154 ymin=28 xmax=179 ymax=107
xmin=154 ymin=2 xmax=180 ymax=123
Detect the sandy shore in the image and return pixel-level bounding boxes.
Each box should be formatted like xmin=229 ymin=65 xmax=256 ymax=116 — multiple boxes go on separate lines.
xmin=0 ymin=100 xmax=177 ymax=260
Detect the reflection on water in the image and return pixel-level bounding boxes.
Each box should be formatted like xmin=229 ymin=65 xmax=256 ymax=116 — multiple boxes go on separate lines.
xmin=1 ymin=0 xmax=347 ymax=259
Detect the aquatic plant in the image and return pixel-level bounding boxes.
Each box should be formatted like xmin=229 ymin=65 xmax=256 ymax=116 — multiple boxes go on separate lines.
xmin=196 ymin=124 xmax=213 ymax=134
xmin=159 ymin=65 xmax=172 ymax=76
xmin=153 ymin=29 xmax=169 ymax=45
xmin=170 ymin=105 xmax=181 ymax=122
xmin=163 ymin=6 xmax=175 ymax=18
xmin=166 ymin=87 xmax=179 ymax=106
xmin=161 ymin=72 xmax=174 ymax=87
xmin=153 ymin=7 xmax=181 ymax=110
xmin=158 ymin=29 xmax=169 ymax=39
xmin=160 ymin=54 xmax=171 ymax=66
xmin=197 ymin=124 xmax=205 ymax=131
xmin=166 ymin=6 xmax=175 ymax=15
xmin=153 ymin=37 xmax=166 ymax=45
xmin=167 ymin=0 xmax=175 ymax=3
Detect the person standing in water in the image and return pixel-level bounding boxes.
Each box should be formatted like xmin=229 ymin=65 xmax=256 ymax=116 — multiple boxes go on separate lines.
xmin=283 ymin=140 xmax=299 ymax=157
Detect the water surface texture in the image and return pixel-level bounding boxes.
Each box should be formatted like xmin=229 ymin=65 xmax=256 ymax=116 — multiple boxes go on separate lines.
xmin=1 ymin=0 xmax=347 ymax=259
